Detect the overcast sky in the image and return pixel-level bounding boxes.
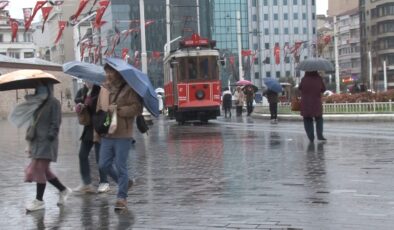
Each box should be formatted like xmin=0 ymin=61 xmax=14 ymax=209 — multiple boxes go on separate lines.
xmin=5 ymin=0 xmax=329 ymax=21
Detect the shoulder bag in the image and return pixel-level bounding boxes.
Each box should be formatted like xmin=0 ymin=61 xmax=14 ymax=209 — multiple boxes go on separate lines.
xmin=93 ymin=84 xmax=125 ymax=136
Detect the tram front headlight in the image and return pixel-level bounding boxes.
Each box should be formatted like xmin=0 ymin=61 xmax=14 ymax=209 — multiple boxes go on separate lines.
xmin=195 ymin=90 xmax=205 ymax=100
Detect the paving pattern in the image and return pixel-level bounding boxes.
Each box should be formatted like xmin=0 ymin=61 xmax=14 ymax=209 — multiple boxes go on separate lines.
xmin=1 ymin=116 xmax=394 ymax=229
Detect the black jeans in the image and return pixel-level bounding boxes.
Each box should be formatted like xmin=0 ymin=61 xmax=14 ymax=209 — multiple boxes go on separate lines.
xmin=246 ymin=100 xmax=253 ymax=115
xmin=236 ymin=106 xmax=243 ymax=116
xmin=224 ymin=107 xmax=231 ymax=118
xmin=79 ymin=140 xmax=108 ymax=185
xmin=303 ymin=116 xmax=324 ymax=142
xmin=269 ymin=102 xmax=278 ymax=119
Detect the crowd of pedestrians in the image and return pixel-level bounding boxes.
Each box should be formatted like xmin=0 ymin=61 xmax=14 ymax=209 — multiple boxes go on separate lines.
xmin=7 ymin=61 xmax=143 ymax=213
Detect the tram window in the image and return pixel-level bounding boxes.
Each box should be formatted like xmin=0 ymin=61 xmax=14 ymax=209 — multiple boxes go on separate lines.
xmin=188 ymin=59 xmax=197 ymax=80
xmin=179 ymin=59 xmax=187 ymax=81
xmin=199 ymin=58 xmax=209 ymax=79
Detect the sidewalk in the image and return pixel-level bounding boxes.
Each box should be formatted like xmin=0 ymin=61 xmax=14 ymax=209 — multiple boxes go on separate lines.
xmin=252 ymin=112 xmax=394 ymax=121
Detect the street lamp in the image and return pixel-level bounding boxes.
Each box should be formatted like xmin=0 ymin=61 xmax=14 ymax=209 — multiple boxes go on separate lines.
xmin=73 ymin=12 xmax=97 ymax=62
xmin=164 ymin=36 xmax=182 ymax=57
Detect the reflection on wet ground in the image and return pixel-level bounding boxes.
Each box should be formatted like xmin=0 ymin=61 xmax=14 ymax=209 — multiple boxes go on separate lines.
xmin=1 ymin=116 xmax=394 ymax=229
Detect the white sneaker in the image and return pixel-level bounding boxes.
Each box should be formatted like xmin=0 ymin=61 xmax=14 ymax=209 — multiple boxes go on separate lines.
xmin=97 ymin=183 xmax=110 ymax=193
xmin=26 ymin=199 xmax=45 ymax=212
xmin=57 ymin=187 xmax=72 ymax=206
xmin=73 ymin=184 xmax=95 ymax=194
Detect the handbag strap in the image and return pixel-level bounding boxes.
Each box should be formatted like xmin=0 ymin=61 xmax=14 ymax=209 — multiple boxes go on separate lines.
xmin=111 ymin=83 xmax=127 ymax=104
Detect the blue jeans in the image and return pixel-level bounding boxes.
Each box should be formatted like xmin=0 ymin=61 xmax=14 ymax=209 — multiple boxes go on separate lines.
xmin=99 ymin=138 xmax=132 ymax=199
xmin=78 ymin=141 xmax=117 ymax=185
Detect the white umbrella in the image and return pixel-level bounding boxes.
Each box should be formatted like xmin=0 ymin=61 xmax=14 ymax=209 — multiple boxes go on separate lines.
xmin=296 ymin=58 xmax=334 ymax=72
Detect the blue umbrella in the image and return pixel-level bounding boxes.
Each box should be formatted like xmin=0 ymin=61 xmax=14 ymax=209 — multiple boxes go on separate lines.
xmin=62 ymin=61 xmax=105 ymax=85
xmin=263 ymin=78 xmax=282 ymax=93
xmin=104 ymin=57 xmax=159 ymax=117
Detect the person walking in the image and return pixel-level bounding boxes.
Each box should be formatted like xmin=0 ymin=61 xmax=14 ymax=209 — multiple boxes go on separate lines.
xmin=9 ymin=83 xmax=72 ymax=212
xmin=96 ymin=64 xmax=142 ymax=211
xmin=263 ymin=89 xmax=279 ymax=124
xmin=244 ymin=85 xmax=255 ymax=116
xmin=222 ymin=87 xmax=232 ymax=118
xmin=74 ymin=81 xmax=116 ymax=193
xmin=298 ymin=71 xmax=327 ymax=142
xmin=233 ymin=86 xmax=245 ymax=116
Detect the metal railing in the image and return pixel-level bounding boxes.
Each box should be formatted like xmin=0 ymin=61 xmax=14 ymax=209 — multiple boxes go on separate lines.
xmin=254 ymin=100 xmax=394 ymax=114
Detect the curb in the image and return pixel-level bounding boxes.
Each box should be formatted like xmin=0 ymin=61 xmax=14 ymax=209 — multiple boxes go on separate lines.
xmin=252 ymin=113 xmax=394 ymax=121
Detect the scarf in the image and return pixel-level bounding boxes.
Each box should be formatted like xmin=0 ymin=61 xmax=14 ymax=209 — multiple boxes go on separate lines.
xmin=8 ymin=89 xmax=48 ymax=128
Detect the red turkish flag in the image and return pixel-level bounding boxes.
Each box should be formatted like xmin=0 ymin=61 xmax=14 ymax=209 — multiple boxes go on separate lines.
xmin=54 ymin=21 xmax=67 ymax=44
xmin=41 ymin=7 xmax=53 ymax=33
xmin=9 ymin=19 xmax=18 ymax=42
xmin=229 ymin=55 xmax=235 ymax=66
xmin=25 ymin=1 xmax=46 ymax=31
xmin=70 ymin=0 xmax=89 ymax=21
xmin=241 ymin=50 xmax=252 ymax=57
xmin=94 ymin=0 xmax=110 ymax=28
xmin=152 ymin=51 xmax=161 ymax=59
xmin=274 ymin=43 xmax=280 ymax=64
xmin=121 ymin=48 xmax=129 ymax=60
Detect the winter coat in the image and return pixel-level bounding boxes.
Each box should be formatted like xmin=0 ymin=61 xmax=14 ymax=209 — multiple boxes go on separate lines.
xmin=222 ymin=90 xmax=232 ymax=109
xmin=29 ymin=96 xmax=61 ymax=162
xmin=298 ymin=72 xmax=326 ymax=117
xmin=95 ymin=84 xmax=142 ymax=139
xmin=74 ymin=85 xmax=100 ymax=142
xmin=263 ymin=89 xmax=279 ymax=104
xmin=233 ymin=90 xmax=245 ymax=106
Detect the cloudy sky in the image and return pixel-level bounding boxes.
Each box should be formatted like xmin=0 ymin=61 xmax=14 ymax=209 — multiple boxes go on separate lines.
xmin=5 ymin=0 xmax=328 ymax=21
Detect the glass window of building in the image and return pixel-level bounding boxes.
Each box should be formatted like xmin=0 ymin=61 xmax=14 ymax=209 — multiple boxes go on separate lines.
xmin=254 ymin=58 xmax=259 ymax=65
xmin=294 ymin=13 xmax=298 ymax=20
xmin=265 ymin=28 xmax=269 ymax=35
xmin=285 ymin=56 xmax=290 ymax=63
xmin=0 ymin=34 xmax=3 ymax=42
xmin=284 ymin=28 xmax=289 ymax=34
xmin=284 ymin=13 xmax=288 ymax=20
xmin=265 ymin=57 xmax=271 ymax=64
xmin=286 ymin=71 xmax=291 ymax=77
xmin=253 ymin=14 xmax=257 ymax=21
xmin=312 ymin=13 xmax=315 ymax=20
xmin=276 ymin=71 xmax=281 ymax=78
xmin=293 ymin=0 xmax=297 ymax=5
xmin=302 ymin=0 xmax=306 ymax=5
xmin=303 ymin=27 xmax=307 ymax=34
xmin=265 ymin=43 xmax=270 ymax=49
xmin=264 ymin=14 xmax=268 ymax=20
xmin=24 ymin=52 xmax=34 ymax=58
xmin=302 ymin=13 xmax=306 ymax=20
xmin=274 ymin=13 xmax=278 ymax=20
xmin=254 ymin=72 xmax=260 ymax=79
xmin=266 ymin=71 xmax=271 ymax=78
xmin=273 ymin=0 xmax=278 ymax=5
xmin=253 ymin=43 xmax=258 ymax=50
xmin=274 ymin=28 xmax=279 ymax=34
xmin=252 ymin=0 xmax=257 ymax=7
xmin=294 ymin=27 xmax=299 ymax=34
xmin=283 ymin=0 xmax=287 ymax=5
xmin=264 ymin=0 xmax=268 ymax=6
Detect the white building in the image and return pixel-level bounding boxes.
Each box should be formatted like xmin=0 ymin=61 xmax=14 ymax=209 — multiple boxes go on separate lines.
xmin=248 ymin=0 xmax=317 ymax=86
xmin=0 ymin=10 xmax=36 ymax=59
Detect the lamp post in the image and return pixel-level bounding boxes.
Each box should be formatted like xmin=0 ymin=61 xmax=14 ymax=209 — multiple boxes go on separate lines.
xmin=140 ymin=0 xmax=147 ymax=74
xmin=73 ymin=12 xmax=97 ymax=62
xmin=333 ymin=16 xmax=340 ymax=93
xmin=236 ymin=11 xmax=243 ymax=81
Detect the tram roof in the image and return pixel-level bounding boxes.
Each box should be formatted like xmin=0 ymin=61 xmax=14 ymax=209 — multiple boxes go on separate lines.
xmin=164 ymin=49 xmax=220 ymax=62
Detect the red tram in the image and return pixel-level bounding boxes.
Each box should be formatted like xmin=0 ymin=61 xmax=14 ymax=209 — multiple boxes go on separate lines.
xmin=163 ymin=34 xmax=222 ymax=124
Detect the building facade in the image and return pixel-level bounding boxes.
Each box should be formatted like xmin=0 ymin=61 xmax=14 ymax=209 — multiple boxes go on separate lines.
xmin=249 ymin=0 xmax=317 ymax=87
xmin=336 ymin=8 xmax=361 ymax=87
xmin=328 ymin=0 xmax=358 ymax=16
xmin=360 ymin=0 xmax=394 ymax=90
xmin=210 ymin=0 xmax=249 ymax=85
xmin=0 ymin=10 xmax=36 ymax=59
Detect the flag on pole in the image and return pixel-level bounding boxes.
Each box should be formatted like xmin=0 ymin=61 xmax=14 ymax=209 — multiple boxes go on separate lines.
xmin=41 ymin=7 xmax=53 ymax=33
xmin=54 ymin=21 xmax=67 ymax=44
xmin=274 ymin=43 xmax=280 ymax=64
xmin=0 ymin=1 xmax=9 ymax=10
xmin=70 ymin=0 xmax=89 ymax=21
xmin=9 ymin=18 xmax=18 ymax=42
xmin=94 ymin=0 xmax=110 ymax=28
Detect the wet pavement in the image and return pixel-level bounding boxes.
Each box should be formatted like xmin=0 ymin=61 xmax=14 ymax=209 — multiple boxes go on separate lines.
xmin=1 ymin=115 xmax=394 ymax=229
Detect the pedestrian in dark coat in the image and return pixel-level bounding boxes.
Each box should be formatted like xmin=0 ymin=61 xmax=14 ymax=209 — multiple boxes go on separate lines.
xmin=74 ymin=82 xmax=116 ymax=194
xmin=244 ymin=85 xmax=255 ymax=116
xmin=263 ymin=89 xmax=279 ymax=123
xmin=298 ymin=71 xmax=327 ymax=142
xmin=9 ymin=83 xmax=71 ymax=212
xmin=222 ymin=87 xmax=232 ymax=118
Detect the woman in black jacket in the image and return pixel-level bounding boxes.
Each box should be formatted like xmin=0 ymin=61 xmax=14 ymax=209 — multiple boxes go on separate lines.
xmin=74 ymin=82 xmax=115 ymax=193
